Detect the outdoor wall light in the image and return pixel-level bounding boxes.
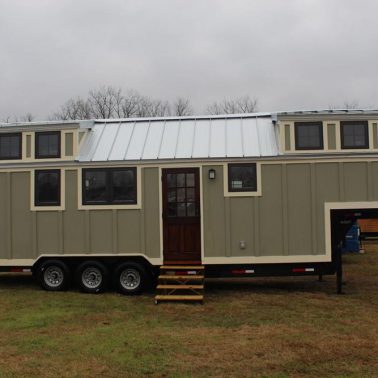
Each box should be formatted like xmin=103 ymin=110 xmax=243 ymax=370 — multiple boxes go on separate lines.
xmin=208 ymin=169 xmax=216 ymax=180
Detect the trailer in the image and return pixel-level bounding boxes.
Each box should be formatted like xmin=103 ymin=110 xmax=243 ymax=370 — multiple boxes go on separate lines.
xmin=1 ymin=110 xmax=378 ymax=302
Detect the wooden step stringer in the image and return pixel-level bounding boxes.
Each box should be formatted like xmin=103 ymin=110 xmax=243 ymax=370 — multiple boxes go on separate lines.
xmin=155 ymin=265 xmax=205 ymax=304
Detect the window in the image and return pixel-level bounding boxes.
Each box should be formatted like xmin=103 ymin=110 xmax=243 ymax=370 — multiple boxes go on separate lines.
xmin=35 ymin=131 xmax=60 ymax=158
xmin=166 ymin=172 xmax=198 ymax=217
xmin=35 ymin=170 xmax=61 ymax=206
xmin=228 ymin=163 xmax=257 ymax=192
xmin=82 ymin=168 xmax=137 ymax=205
xmin=0 ymin=133 xmax=22 ymax=160
xmin=341 ymin=121 xmax=369 ymax=149
xmin=294 ymin=122 xmax=323 ymax=150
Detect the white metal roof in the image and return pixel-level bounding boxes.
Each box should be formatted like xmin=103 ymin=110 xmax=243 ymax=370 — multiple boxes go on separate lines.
xmin=77 ymin=114 xmax=279 ymax=162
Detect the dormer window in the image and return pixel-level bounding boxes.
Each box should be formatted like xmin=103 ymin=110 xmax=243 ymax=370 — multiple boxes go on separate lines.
xmin=0 ymin=133 xmax=22 ymax=160
xmin=294 ymin=122 xmax=323 ymax=150
xmin=341 ymin=121 xmax=369 ymax=149
xmin=35 ymin=131 xmax=61 ymax=159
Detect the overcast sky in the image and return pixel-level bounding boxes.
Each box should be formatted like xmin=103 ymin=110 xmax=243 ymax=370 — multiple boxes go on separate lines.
xmin=1 ymin=0 xmax=378 ymax=120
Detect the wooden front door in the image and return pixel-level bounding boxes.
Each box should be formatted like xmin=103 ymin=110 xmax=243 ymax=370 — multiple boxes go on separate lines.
xmin=162 ymin=168 xmax=201 ymax=263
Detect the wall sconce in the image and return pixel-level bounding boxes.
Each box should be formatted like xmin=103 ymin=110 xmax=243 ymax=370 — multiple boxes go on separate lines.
xmin=208 ymin=169 xmax=216 ymax=180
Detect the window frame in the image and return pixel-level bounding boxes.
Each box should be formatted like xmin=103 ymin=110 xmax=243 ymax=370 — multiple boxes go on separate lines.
xmin=294 ymin=121 xmax=324 ymax=151
xmin=35 ymin=131 xmax=61 ymax=159
xmin=34 ymin=169 xmax=61 ymax=207
xmin=0 ymin=132 xmax=22 ymax=160
xmin=340 ymin=120 xmax=369 ymax=150
xmin=82 ymin=167 xmax=137 ymax=206
xmin=227 ymin=163 xmax=258 ymax=193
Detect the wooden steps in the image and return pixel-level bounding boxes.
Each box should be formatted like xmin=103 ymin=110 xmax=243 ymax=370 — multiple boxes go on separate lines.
xmin=158 ymin=275 xmax=204 ymax=280
xmin=155 ymin=265 xmax=205 ymax=304
xmin=155 ymin=295 xmax=203 ymax=301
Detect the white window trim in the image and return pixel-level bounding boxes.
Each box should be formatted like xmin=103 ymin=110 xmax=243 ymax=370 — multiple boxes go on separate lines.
xmin=77 ymin=166 xmax=142 ymax=210
xmin=30 ymin=169 xmax=65 ymax=211
xmin=281 ymin=120 xmax=378 ymax=154
xmin=223 ymin=162 xmax=262 ymax=197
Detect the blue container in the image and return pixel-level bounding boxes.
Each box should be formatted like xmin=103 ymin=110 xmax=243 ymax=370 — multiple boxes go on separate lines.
xmin=342 ymin=223 xmax=360 ymax=253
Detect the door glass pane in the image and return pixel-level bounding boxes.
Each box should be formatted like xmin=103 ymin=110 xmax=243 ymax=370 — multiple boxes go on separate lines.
xmin=177 ymin=173 xmax=185 ymax=187
xmin=187 ymin=202 xmax=196 ymax=217
xmin=187 ymin=188 xmax=195 ymax=201
xmin=167 ymin=174 xmax=176 ymax=188
xmin=167 ymin=203 xmax=176 ymax=217
xmin=177 ymin=203 xmax=186 ymax=217
xmin=186 ymin=173 xmax=195 ymax=187
xmin=177 ymin=188 xmax=186 ymax=202
xmin=167 ymin=189 xmax=176 ymax=202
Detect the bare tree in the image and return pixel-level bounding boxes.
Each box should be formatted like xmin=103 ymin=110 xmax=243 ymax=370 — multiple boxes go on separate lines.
xmin=52 ymin=97 xmax=91 ymax=120
xmin=1 ymin=114 xmax=35 ymax=123
xmin=328 ymin=100 xmax=361 ymax=111
xmin=343 ymin=100 xmax=360 ymax=110
xmin=119 ymin=90 xmax=141 ymax=118
xmin=88 ymin=86 xmax=123 ymax=119
xmin=172 ymin=97 xmax=193 ymax=116
xmin=207 ymin=96 xmax=258 ymax=115
xmin=19 ymin=113 xmax=35 ymax=122
xmin=0 ymin=115 xmax=12 ymax=123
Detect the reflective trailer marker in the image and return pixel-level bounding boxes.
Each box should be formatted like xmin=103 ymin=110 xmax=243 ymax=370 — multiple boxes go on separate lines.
xmin=292 ymin=268 xmax=315 ymax=273
xmin=231 ymin=269 xmax=255 ymax=274
xmin=10 ymin=268 xmax=31 ymax=273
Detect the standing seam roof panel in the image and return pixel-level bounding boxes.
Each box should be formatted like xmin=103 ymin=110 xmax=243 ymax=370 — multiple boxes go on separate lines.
xmin=175 ymin=120 xmax=195 ymax=158
xmin=77 ymin=115 xmax=279 ymax=161
xmin=91 ymin=122 xmax=120 ymax=161
xmin=141 ymin=121 xmax=165 ymax=160
xmin=226 ymin=118 xmax=243 ymax=157
xmin=125 ymin=122 xmax=150 ymax=160
xmin=192 ymin=119 xmax=211 ymax=158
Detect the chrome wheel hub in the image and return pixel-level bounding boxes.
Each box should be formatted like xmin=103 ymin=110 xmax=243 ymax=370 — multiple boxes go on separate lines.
xmin=120 ymin=269 xmax=140 ymax=290
xmin=44 ymin=266 xmax=64 ymax=288
xmin=82 ymin=267 xmax=102 ymax=289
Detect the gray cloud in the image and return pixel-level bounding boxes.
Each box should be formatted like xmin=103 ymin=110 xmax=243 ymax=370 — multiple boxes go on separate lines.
xmin=1 ymin=0 xmax=378 ymax=120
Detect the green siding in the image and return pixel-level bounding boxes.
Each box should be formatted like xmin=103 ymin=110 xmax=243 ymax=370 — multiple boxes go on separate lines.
xmin=287 ymin=164 xmax=312 ymax=255
xmin=37 ymin=212 xmax=60 ymax=254
xmin=285 ymin=124 xmax=291 ymax=150
xmin=65 ymin=133 xmax=74 ymax=156
xmin=63 ymin=170 xmax=86 ymax=254
xmin=1 ymin=161 xmax=378 ymax=263
xmin=344 ymin=162 xmax=368 ymax=201
xmin=11 ymin=172 xmax=33 ymax=259
xmin=259 ymin=165 xmax=284 ymax=256
xmin=327 ymin=124 xmax=336 ymax=150
xmin=143 ymin=168 xmax=161 ymax=258
xmin=202 ymin=166 xmax=226 ymax=257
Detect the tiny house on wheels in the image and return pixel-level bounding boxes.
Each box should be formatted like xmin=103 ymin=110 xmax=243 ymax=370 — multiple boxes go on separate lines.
xmin=1 ymin=110 xmax=378 ymax=302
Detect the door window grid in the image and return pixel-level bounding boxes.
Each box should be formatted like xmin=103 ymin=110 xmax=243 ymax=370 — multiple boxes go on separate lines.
xmin=167 ymin=173 xmax=197 ymax=217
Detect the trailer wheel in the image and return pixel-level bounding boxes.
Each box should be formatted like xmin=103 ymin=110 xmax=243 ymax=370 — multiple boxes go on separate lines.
xmin=38 ymin=260 xmax=70 ymax=291
xmin=114 ymin=262 xmax=148 ymax=295
xmin=76 ymin=261 xmax=108 ymax=294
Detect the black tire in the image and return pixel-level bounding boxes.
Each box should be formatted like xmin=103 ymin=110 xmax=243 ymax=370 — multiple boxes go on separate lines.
xmin=76 ymin=261 xmax=109 ymax=294
xmin=114 ymin=262 xmax=148 ymax=295
xmin=37 ymin=259 xmax=70 ymax=291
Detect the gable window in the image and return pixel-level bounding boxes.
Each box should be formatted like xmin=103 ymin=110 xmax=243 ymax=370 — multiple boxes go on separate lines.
xmin=35 ymin=169 xmax=61 ymax=206
xmin=294 ymin=122 xmax=323 ymax=150
xmin=35 ymin=131 xmax=60 ymax=158
xmin=82 ymin=167 xmax=137 ymax=205
xmin=341 ymin=121 xmax=369 ymax=149
xmin=0 ymin=133 xmax=22 ymax=160
xmin=228 ymin=163 xmax=257 ymax=192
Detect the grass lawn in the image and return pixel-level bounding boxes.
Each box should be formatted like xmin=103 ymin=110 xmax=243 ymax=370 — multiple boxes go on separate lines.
xmin=0 ymin=244 xmax=377 ymax=377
